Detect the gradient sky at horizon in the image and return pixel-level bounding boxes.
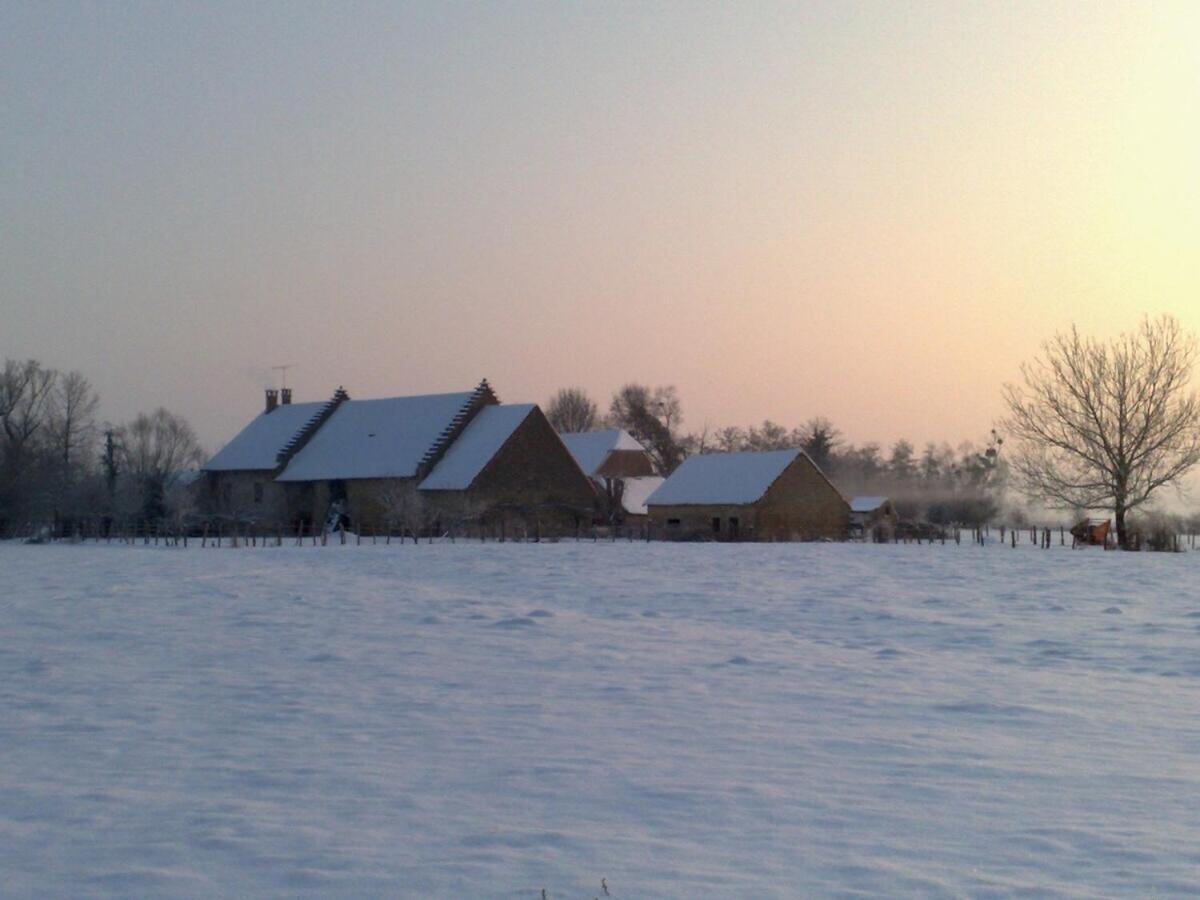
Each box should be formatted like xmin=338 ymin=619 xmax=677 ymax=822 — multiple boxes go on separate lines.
xmin=4 ymin=1 xmax=1200 ymax=457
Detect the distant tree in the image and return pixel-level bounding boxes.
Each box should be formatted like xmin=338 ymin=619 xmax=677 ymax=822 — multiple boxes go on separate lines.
xmin=798 ymin=417 xmax=840 ymax=471
xmin=0 ymin=359 xmax=57 ymax=529
xmin=843 ymin=442 xmax=883 ymax=484
xmin=919 ymin=443 xmax=942 ymax=483
xmin=745 ymin=420 xmax=791 ymax=452
xmin=957 ymin=430 xmax=1005 ymax=490
xmin=607 ymin=384 xmax=686 ymax=474
xmin=116 ymin=408 xmax=204 ymax=521
xmin=1003 ymin=315 xmax=1200 ymax=548
xmin=680 ymin=425 xmax=711 ymax=458
xmin=546 ymin=387 xmax=599 ymax=433
xmin=888 ymin=439 xmax=916 ymax=481
xmin=48 ymin=370 xmax=99 ymax=477
xmin=712 ymin=426 xmax=747 ymax=454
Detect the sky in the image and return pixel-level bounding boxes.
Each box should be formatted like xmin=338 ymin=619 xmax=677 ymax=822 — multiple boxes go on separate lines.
xmin=4 ymin=0 xmax=1200 ymax=458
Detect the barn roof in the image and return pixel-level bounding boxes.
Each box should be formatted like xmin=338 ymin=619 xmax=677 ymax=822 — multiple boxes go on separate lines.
xmin=620 ymin=476 xmax=665 ymax=516
xmin=419 ymin=404 xmax=535 ymax=491
xmin=849 ymin=496 xmax=889 ymax=513
xmin=645 ymin=449 xmax=801 ymax=506
xmin=276 ymin=392 xmax=474 ymax=481
xmin=560 ymin=429 xmax=644 ymax=476
xmin=204 ymin=401 xmax=325 ymax=471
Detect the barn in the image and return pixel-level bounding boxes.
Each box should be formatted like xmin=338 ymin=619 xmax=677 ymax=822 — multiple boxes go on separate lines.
xmin=559 ymin=429 xmax=664 ymax=524
xmin=644 ymin=449 xmax=850 ymax=541
xmin=203 ymin=381 xmax=596 ymax=534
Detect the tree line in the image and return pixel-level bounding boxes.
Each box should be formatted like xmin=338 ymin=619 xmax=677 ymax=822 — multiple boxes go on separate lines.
xmin=548 ymin=315 xmax=1200 ymax=544
xmin=0 ymin=359 xmax=203 ymax=536
xmin=547 ymin=384 xmax=1006 ymax=525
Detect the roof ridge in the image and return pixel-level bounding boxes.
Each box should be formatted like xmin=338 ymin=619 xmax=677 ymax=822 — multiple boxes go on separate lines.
xmin=275 ymin=385 xmax=350 ymax=469
xmin=415 ymin=378 xmax=498 ymax=479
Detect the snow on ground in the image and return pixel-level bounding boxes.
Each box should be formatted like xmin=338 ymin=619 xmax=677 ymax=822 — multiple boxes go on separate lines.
xmin=2 ymin=540 xmax=1200 ymax=898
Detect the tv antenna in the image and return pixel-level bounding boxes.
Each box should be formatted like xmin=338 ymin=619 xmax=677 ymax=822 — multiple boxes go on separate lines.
xmin=271 ymin=364 xmax=295 ymax=390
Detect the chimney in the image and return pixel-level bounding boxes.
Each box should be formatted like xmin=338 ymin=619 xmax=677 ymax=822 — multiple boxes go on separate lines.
xmin=265 ymin=388 xmax=278 ymax=413
xmin=280 ymin=387 xmax=292 ymax=406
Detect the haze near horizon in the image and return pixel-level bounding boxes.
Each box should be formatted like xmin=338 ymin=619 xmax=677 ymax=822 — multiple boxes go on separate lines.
xmin=4 ymin=1 xmax=1199 ymax=456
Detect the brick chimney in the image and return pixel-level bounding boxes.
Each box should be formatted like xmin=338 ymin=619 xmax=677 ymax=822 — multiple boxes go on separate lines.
xmin=280 ymin=387 xmax=292 ymax=406
xmin=265 ymin=388 xmax=279 ymax=413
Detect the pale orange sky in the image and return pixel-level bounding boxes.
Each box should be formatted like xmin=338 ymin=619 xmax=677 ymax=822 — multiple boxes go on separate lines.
xmin=3 ymin=1 xmax=1199 ymax=458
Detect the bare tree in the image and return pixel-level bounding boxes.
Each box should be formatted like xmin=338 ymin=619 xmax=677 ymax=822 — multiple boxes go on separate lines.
xmin=0 ymin=359 xmax=57 ymax=528
xmin=0 ymin=358 xmax=56 ymax=466
xmin=49 ymin=370 xmax=99 ymax=484
xmin=745 ymin=420 xmax=791 ymax=451
xmin=546 ymin=387 xmax=599 ymax=433
xmin=116 ymin=408 xmax=205 ymax=521
xmin=607 ymin=383 xmax=686 ymax=474
xmin=1003 ymin=315 xmax=1200 ymax=548
xmin=378 ymin=482 xmax=427 ymax=543
xmin=712 ymin=426 xmax=747 ymax=453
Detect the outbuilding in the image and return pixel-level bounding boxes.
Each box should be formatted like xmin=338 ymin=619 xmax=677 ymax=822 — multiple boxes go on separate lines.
xmin=644 ymin=449 xmax=850 ymax=541
xmin=560 ymin=429 xmax=663 ymax=524
xmin=849 ymin=496 xmax=898 ymax=540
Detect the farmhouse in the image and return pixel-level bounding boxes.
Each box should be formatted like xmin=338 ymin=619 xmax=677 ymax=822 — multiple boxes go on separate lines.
xmin=644 ymin=449 xmax=850 ymax=541
xmin=202 ymin=388 xmax=328 ymax=524
xmin=560 ymin=429 xmax=664 ymax=523
xmin=849 ymin=496 xmax=898 ymax=540
xmin=203 ymin=381 xmax=596 ymax=533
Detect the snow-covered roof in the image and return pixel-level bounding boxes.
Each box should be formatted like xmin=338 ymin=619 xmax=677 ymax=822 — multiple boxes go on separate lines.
xmin=559 ymin=429 xmax=644 ymax=476
xmin=277 ymin=392 xmax=474 ymax=482
xmin=645 ymin=449 xmax=801 ymax=506
xmin=204 ymin=402 xmax=325 ymax=471
xmin=620 ymin=476 xmax=665 ymax=516
xmin=850 ymin=496 xmax=889 ymax=513
xmin=419 ymin=404 xmax=535 ymax=491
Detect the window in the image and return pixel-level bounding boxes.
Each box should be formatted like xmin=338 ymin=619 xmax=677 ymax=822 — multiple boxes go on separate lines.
xmin=712 ymin=517 xmax=721 ymax=533
xmin=253 ymin=482 xmax=264 ymax=503
xmin=729 ymin=517 xmax=740 ymax=538
xmin=667 ymin=518 xmax=681 ymax=526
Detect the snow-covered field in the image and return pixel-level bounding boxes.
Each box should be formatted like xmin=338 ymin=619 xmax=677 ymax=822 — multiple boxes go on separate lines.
xmin=3 ymin=540 xmax=1200 ymax=898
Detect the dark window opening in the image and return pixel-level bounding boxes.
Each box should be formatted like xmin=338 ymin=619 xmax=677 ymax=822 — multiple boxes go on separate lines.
xmin=667 ymin=518 xmax=681 ymax=526
xmin=712 ymin=517 xmax=721 ymax=533
xmin=729 ymin=516 xmax=740 ymax=538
